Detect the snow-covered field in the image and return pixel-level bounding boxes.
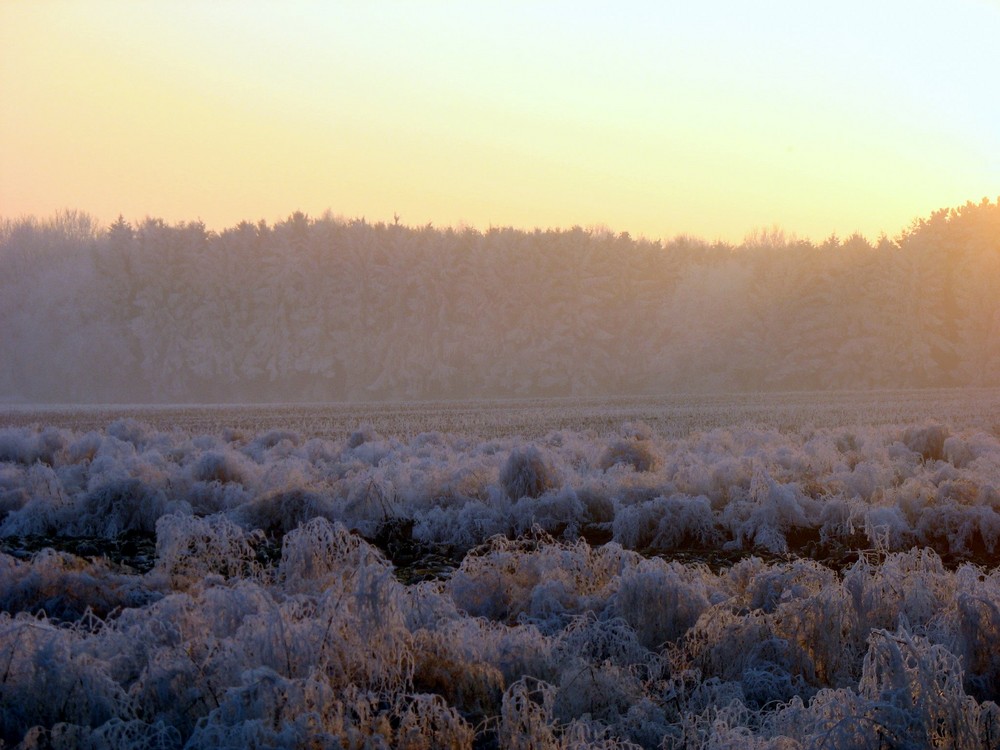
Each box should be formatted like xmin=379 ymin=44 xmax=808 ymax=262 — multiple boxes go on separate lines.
xmin=2 ymin=391 xmax=1000 ymax=748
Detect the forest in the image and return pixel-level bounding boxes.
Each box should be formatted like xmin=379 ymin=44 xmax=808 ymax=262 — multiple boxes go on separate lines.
xmin=2 ymin=198 xmax=998 ymax=403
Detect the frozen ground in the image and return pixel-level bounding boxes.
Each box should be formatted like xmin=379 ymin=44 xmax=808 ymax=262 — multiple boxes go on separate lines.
xmin=4 ymin=387 xmax=1000 ymax=439
xmin=1 ymin=390 xmax=1000 ymax=748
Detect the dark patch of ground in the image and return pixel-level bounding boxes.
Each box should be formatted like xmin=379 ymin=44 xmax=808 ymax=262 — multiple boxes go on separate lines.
xmin=3 ymin=521 xmax=997 ymax=588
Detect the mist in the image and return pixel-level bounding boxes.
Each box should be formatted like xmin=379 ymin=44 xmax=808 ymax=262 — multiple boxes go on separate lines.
xmin=2 ymin=198 xmax=998 ymax=405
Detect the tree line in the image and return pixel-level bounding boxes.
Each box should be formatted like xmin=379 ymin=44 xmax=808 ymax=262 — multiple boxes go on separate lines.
xmin=2 ymin=199 xmax=998 ymax=403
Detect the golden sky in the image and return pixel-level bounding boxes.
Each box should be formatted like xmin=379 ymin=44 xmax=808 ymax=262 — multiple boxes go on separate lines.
xmin=2 ymin=0 xmax=997 ymax=243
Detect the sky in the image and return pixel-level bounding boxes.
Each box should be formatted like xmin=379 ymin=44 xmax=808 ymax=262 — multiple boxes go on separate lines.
xmin=1 ymin=0 xmax=998 ymax=244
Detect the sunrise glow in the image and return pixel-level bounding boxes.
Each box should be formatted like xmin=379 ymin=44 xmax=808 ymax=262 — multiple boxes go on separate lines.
xmin=2 ymin=0 xmax=997 ymax=242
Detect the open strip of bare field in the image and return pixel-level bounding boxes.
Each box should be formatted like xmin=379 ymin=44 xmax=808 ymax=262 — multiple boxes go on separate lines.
xmin=3 ymin=388 xmax=1000 ymax=439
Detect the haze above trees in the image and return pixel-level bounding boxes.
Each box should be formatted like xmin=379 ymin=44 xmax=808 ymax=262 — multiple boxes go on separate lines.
xmin=2 ymin=199 xmax=998 ymax=403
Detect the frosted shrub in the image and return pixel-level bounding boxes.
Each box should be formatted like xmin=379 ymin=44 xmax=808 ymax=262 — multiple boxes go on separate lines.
xmin=0 ymin=462 xmax=27 ymax=507
xmin=575 ymin=485 xmax=615 ymax=526
xmin=619 ymin=422 xmax=655 ymax=442
xmin=511 ymin=487 xmax=585 ymax=538
xmin=501 ymin=446 xmax=559 ymax=500
xmin=188 ymin=673 xmax=474 ymax=749
xmin=411 ymin=626 xmax=506 ymax=723
xmin=915 ymin=502 xmax=1000 ymax=557
xmin=555 ymin=614 xmax=650 ymax=671
xmin=755 ymin=578 xmax=858 ymax=689
xmin=124 ymin=590 xmax=270 ymax=735
xmin=270 ymin=528 xmax=413 ymax=692
xmin=183 ymin=479 xmax=252 ymax=516
xmin=724 ymin=560 xmax=856 ymax=688
xmin=612 ymin=494 xmax=719 ymax=551
xmin=475 ymin=616 xmax=558 ymax=686
xmin=344 ymin=431 xmax=394 ymax=467
xmin=77 ymin=478 xmax=177 ymax=536
xmin=944 ymin=435 xmax=976 ymax=468
xmin=901 ymin=422 xmax=949 ymax=462
xmin=0 ymin=426 xmax=69 ymax=466
xmin=500 ymin=677 xmax=559 ymax=750
xmin=0 ymin=464 xmax=75 ymax=536
xmin=861 ymin=506 xmax=915 ymax=552
xmin=66 ymin=430 xmax=104 ymax=464
xmin=402 ymin=580 xmax=463 ymax=632
xmin=106 ymin=418 xmax=153 ymax=449
xmin=189 ymin=449 xmax=249 ymax=484
xmin=552 ymin=661 xmax=645 ymax=726
xmin=608 ymin=558 xmax=712 ymax=650
xmin=448 ymin=535 xmax=628 ymax=626
xmin=236 ymin=487 xmax=337 ymax=536
xmin=246 ymin=428 xmax=301 ymax=456
xmin=859 ymin=626 xmax=983 ymax=748
xmin=681 ymin=606 xmax=775 ymax=685
xmin=739 ymin=558 xmax=837 ymax=614
xmin=940 ymin=569 xmax=1000 ymax=702
xmin=599 ymin=439 xmax=657 ymax=473
xmin=739 ymin=640 xmax=808 ymax=709
xmin=0 ymin=549 xmax=157 ymax=621
xmin=347 ymin=423 xmax=381 ymax=449
xmin=154 ymin=513 xmax=262 ymax=590
xmin=277 ymin=516 xmax=390 ymax=595
xmin=722 ymin=469 xmax=815 ymax=554
xmin=447 ymin=537 xmax=526 ymax=621
xmin=15 ymin=719 xmax=182 ymax=750
xmin=234 ymin=599 xmax=343 ymax=681
xmin=184 ymin=668 xmax=334 ymax=749
xmin=411 ymin=494 xmax=512 ymax=550
xmin=843 ymin=548 xmax=952 ymax=633
xmin=91 ymin=719 xmax=183 ymax=750
xmin=339 ymin=473 xmax=402 ymax=536
xmin=0 ymin=427 xmax=40 ymax=465
xmin=8 ymin=427 xmax=70 ymax=466
xmin=0 ymin=615 xmax=131 ymax=746
xmin=394 ymin=692 xmax=476 ymax=749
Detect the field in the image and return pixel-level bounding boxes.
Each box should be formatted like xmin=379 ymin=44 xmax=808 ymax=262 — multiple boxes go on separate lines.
xmin=5 ymin=388 xmax=1000 ymax=440
xmin=2 ymin=390 xmax=1000 ymax=748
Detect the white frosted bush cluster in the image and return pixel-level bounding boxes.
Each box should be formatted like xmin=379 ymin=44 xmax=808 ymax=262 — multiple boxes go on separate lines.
xmin=153 ymin=513 xmax=263 ymax=590
xmin=501 ymin=445 xmax=560 ymax=500
xmin=1 ymin=417 xmax=1000 ymax=746
xmin=0 ymin=548 xmax=157 ymax=621
xmin=2 ymin=530 xmax=1000 ymax=747
xmin=598 ymin=437 xmax=657 ymax=473
xmin=2 ymin=419 xmax=999 ymax=559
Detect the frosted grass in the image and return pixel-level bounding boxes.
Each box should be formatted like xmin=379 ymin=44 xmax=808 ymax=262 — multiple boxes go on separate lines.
xmin=3 ymin=388 xmax=1000 ymax=439
xmin=1 ymin=391 xmax=1000 ymax=747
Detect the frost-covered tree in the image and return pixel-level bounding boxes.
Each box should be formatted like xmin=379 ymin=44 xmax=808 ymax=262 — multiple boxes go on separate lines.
xmin=2 ymin=198 xmax=1000 ymax=402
